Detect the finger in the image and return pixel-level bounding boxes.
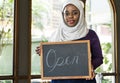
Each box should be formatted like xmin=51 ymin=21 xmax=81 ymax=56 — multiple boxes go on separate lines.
xmin=35 ymin=46 xmax=41 ymax=55
xmin=86 ymin=71 xmax=95 ymax=80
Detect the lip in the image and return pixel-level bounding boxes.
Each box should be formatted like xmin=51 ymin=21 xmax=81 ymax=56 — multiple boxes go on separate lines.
xmin=67 ymin=20 xmax=75 ymax=24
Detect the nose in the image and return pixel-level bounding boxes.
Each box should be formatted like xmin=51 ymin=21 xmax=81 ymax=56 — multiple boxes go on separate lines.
xmin=68 ymin=13 xmax=73 ymax=18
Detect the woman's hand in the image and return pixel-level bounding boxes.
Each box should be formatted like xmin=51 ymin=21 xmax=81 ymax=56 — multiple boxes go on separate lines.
xmin=86 ymin=65 xmax=95 ymax=80
xmin=35 ymin=46 xmax=41 ymax=55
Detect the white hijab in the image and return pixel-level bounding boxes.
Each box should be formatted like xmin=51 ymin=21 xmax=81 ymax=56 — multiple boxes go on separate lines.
xmin=49 ymin=0 xmax=89 ymax=42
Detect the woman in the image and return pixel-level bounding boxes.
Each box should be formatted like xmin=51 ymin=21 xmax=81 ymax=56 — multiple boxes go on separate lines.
xmin=36 ymin=0 xmax=103 ymax=83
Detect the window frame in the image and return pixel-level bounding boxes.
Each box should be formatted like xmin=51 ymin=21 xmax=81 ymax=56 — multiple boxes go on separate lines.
xmin=0 ymin=0 xmax=119 ymax=83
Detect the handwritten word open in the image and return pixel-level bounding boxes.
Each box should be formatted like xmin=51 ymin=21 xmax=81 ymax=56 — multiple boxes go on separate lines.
xmin=46 ymin=49 xmax=80 ymax=72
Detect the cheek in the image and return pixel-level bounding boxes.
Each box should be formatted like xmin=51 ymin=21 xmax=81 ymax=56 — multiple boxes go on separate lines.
xmin=75 ymin=15 xmax=79 ymax=20
xmin=63 ymin=17 xmax=68 ymax=23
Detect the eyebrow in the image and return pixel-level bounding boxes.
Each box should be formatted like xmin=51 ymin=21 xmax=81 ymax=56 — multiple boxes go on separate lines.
xmin=64 ymin=10 xmax=79 ymax=13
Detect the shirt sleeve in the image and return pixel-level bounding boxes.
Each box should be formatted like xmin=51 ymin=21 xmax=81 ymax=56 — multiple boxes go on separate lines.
xmin=90 ymin=31 xmax=103 ymax=70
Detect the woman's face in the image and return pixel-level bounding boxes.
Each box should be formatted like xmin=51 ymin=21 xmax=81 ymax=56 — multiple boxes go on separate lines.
xmin=63 ymin=4 xmax=80 ymax=27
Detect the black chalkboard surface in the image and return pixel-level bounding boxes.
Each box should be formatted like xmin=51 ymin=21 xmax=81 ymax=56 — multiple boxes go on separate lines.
xmin=41 ymin=40 xmax=92 ymax=80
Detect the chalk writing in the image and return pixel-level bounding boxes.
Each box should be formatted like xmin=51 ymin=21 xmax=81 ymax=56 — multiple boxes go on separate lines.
xmin=46 ymin=49 xmax=80 ymax=72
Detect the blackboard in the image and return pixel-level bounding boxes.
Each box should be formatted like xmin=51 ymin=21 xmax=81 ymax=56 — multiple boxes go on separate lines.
xmin=40 ymin=40 xmax=92 ymax=80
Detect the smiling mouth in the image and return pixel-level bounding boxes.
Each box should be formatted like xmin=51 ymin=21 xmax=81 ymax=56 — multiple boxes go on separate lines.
xmin=67 ymin=20 xmax=75 ymax=24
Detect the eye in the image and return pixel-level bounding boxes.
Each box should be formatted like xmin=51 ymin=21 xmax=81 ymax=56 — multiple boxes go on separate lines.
xmin=64 ymin=12 xmax=69 ymax=16
xmin=72 ymin=11 xmax=79 ymax=15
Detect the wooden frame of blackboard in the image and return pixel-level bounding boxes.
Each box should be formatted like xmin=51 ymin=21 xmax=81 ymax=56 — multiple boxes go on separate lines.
xmin=40 ymin=40 xmax=92 ymax=80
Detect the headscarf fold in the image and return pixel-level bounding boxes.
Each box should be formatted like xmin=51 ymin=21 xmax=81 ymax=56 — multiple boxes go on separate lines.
xmin=49 ymin=0 xmax=89 ymax=42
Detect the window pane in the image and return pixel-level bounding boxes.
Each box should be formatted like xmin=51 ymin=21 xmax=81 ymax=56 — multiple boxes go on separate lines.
xmin=31 ymin=79 xmax=51 ymax=83
xmin=102 ymin=76 xmax=115 ymax=83
xmin=32 ymin=1 xmax=115 ymax=82
xmin=31 ymin=0 xmax=63 ymax=75
xmin=0 ymin=0 xmax=14 ymax=75
xmin=31 ymin=41 xmax=41 ymax=75
xmin=86 ymin=0 xmax=114 ymax=73
xmin=0 ymin=80 xmax=13 ymax=83
xmin=96 ymin=73 xmax=115 ymax=83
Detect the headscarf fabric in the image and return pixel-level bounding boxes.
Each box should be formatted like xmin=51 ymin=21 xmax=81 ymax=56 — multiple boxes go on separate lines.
xmin=49 ymin=0 xmax=89 ymax=42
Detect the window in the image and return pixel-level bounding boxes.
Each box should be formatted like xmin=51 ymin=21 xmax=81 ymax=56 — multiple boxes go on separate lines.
xmin=0 ymin=0 xmax=118 ymax=83
xmin=0 ymin=0 xmax=32 ymax=82
xmin=31 ymin=0 xmax=116 ymax=83
xmin=86 ymin=0 xmax=116 ymax=82
xmin=31 ymin=0 xmax=63 ymax=82
xmin=0 ymin=0 xmax=14 ymax=82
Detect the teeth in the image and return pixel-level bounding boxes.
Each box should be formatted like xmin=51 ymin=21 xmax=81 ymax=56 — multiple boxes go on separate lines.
xmin=68 ymin=20 xmax=74 ymax=23
xmin=70 ymin=20 xmax=73 ymax=22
